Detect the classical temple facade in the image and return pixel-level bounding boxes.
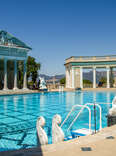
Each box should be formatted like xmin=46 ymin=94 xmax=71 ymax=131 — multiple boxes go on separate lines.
xmin=65 ymin=55 xmax=116 ymax=89
xmin=0 ymin=30 xmax=31 ymax=90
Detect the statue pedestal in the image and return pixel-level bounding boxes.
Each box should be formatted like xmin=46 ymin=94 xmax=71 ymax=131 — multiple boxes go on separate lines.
xmin=107 ymin=114 xmax=116 ymax=127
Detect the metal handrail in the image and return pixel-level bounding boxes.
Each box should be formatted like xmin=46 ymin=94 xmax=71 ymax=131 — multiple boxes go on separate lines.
xmin=60 ymin=105 xmax=80 ymax=128
xmin=85 ymin=103 xmax=102 ymax=131
xmin=67 ymin=105 xmax=91 ymax=132
xmin=61 ymin=103 xmax=102 ymax=132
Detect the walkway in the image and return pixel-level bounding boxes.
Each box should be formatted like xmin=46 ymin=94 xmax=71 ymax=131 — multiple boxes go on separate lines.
xmin=0 ymin=89 xmax=39 ymax=95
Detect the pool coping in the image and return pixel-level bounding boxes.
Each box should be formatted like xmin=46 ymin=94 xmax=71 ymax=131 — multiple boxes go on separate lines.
xmin=0 ymin=88 xmax=116 ymax=96
xmin=0 ymin=89 xmax=41 ymax=96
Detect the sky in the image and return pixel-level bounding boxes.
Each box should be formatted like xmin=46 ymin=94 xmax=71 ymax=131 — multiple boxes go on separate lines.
xmin=0 ymin=0 xmax=116 ymax=75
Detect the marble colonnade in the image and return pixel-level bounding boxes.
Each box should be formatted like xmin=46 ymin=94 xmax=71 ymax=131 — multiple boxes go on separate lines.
xmin=3 ymin=58 xmax=27 ymax=90
xmin=66 ymin=66 xmax=111 ymax=89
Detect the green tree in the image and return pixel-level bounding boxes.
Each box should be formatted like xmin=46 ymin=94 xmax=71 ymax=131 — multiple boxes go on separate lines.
xmin=17 ymin=56 xmax=41 ymax=88
xmin=17 ymin=61 xmax=23 ymax=88
xmin=27 ymin=56 xmax=41 ymax=83
xmin=83 ymin=79 xmax=92 ymax=84
xmin=60 ymin=77 xmax=66 ymax=85
xmin=99 ymin=77 xmax=107 ymax=84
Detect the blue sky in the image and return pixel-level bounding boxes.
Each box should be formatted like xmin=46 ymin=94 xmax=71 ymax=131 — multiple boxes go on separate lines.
xmin=0 ymin=0 xmax=116 ymax=75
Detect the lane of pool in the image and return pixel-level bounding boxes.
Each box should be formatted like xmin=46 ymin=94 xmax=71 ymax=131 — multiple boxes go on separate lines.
xmin=0 ymin=91 xmax=115 ymax=151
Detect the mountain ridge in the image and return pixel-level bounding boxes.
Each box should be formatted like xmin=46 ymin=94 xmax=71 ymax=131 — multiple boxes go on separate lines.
xmin=39 ymin=74 xmax=65 ymax=81
xmin=40 ymin=70 xmax=115 ymax=82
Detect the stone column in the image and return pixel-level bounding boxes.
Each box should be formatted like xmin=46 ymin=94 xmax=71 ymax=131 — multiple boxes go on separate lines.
xmin=72 ymin=67 xmax=75 ymax=88
xmin=66 ymin=67 xmax=69 ymax=88
xmin=80 ymin=67 xmax=83 ymax=88
xmin=23 ymin=60 xmax=27 ymax=89
xmin=13 ymin=60 xmax=18 ymax=90
xmin=106 ymin=66 xmax=110 ymax=88
xmin=3 ymin=58 xmax=8 ymax=90
xmin=110 ymin=67 xmax=114 ymax=87
xmin=68 ymin=67 xmax=71 ymax=88
xmin=93 ymin=66 xmax=96 ymax=88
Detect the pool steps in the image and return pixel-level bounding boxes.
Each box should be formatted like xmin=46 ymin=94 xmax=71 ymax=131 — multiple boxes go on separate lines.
xmin=71 ymin=128 xmax=94 ymax=137
xmin=36 ymin=103 xmax=102 ymax=145
xmin=61 ymin=103 xmax=102 ymax=138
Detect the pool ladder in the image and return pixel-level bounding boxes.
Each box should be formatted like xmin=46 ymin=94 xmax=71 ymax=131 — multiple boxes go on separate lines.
xmin=61 ymin=103 xmax=102 ymax=138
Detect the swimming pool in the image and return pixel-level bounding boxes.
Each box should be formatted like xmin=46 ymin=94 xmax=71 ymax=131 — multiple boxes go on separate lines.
xmin=0 ymin=91 xmax=115 ymax=151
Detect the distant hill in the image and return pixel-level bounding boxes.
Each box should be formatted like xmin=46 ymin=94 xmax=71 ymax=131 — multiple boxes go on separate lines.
xmin=40 ymin=71 xmax=115 ymax=83
xmin=39 ymin=74 xmax=65 ymax=81
xmin=83 ymin=71 xmax=116 ymax=83
xmin=83 ymin=71 xmax=106 ymax=83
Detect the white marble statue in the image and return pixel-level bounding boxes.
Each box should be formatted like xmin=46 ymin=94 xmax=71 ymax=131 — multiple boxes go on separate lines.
xmin=109 ymin=96 xmax=116 ymax=116
xmin=52 ymin=114 xmax=64 ymax=144
xmin=39 ymin=77 xmax=47 ymax=90
xmin=36 ymin=116 xmax=48 ymax=145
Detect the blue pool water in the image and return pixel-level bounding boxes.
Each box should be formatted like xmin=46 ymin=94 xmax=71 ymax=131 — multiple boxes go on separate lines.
xmin=0 ymin=91 xmax=115 ymax=151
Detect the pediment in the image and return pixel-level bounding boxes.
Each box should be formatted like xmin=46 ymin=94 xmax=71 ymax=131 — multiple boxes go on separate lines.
xmin=0 ymin=30 xmax=32 ymax=50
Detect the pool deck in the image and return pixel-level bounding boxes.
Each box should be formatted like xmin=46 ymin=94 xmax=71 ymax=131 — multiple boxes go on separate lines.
xmin=50 ymin=87 xmax=116 ymax=92
xmin=1 ymin=124 xmax=116 ymax=156
xmin=0 ymin=89 xmax=40 ymax=96
xmin=0 ymin=88 xmax=116 ymax=95
xmin=82 ymin=88 xmax=116 ymax=91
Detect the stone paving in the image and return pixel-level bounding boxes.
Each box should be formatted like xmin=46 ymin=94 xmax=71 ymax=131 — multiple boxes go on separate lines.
xmin=0 ymin=88 xmax=116 ymax=95
xmin=0 ymin=89 xmax=40 ymax=96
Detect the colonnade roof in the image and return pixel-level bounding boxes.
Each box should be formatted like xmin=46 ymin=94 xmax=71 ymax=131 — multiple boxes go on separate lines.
xmin=65 ymin=55 xmax=116 ymax=67
xmin=0 ymin=30 xmax=32 ymax=50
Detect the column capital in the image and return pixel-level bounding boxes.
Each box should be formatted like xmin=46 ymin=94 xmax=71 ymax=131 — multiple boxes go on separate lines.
xmin=72 ymin=66 xmax=75 ymax=69
xmin=4 ymin=58 xmax=8 ymax=62
xmin=106 ymin=66 xmax=110 ymax=69
xmin=14 ymin=59 xmax=17 ymax=62
xmin=93 ymin=66 xmax=96 ymax=69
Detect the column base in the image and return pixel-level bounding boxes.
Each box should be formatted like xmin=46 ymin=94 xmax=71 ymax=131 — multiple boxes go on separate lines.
xmin=3 ymin=88 xmax=8 ymax=91
xmin=22 ymin=88 xmax=29 ymax=90
xmin=13 ymin=87 xmax=18 ymax=91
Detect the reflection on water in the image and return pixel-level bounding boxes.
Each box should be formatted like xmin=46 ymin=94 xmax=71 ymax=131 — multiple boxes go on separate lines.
xmin=80 ymin=91 xmax=83 ymax=105
xmin=3 ymin=97 xmax=8 ymax=114
xmin=40 ymin=94 xmax=47 ymax=107
xmin=13 ymin=96 xmax=18 ymax=111
xmin=93 ymin=92 xmax=96 ymax=102
xmin=106 ymin=92 xmax=110 ymax=112
xmin=23 ymin=96 xmax=28 ymax=110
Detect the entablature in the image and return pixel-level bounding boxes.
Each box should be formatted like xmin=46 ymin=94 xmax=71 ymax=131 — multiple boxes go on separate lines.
xmin=0 ymin=46 xmax=27 ymax=59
